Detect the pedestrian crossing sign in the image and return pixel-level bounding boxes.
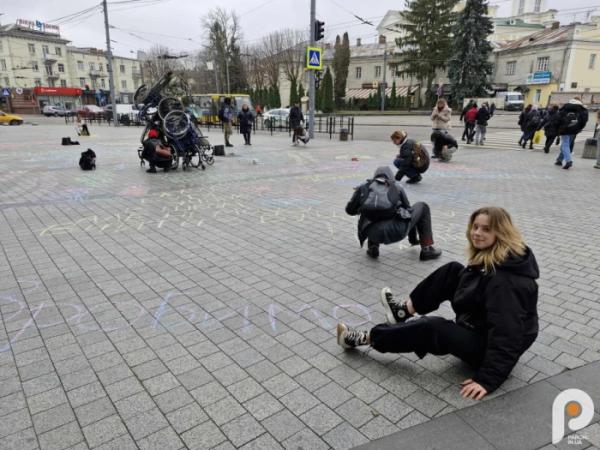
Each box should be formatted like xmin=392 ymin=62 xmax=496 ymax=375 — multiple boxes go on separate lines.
xmin=306 ymin=47 xmax=323 ymax=70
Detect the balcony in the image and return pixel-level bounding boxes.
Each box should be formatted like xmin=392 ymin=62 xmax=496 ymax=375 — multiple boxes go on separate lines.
xmin=89 ymin=70 xmax=102 ymax=78
xmin=132 ymin=70 xmax=142 ymax=79
xmin=46 ymin=74 xmax=60 ymax=80
xmin=43 ymin=54 xmax=57 ymax=64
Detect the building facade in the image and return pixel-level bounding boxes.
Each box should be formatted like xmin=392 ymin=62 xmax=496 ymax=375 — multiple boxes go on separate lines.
xmin=0 ymin=19 xmax=141 ymax=113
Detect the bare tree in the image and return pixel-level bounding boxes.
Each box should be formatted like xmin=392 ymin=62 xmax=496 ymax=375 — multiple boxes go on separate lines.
xmin=140 ymin=45 xmax=183 ymax=86
xmin=277 ymin=29 xmax=309 ymax=89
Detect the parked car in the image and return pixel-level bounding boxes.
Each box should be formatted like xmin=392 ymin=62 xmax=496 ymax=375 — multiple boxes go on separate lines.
xmin=263 ymin=108 xmax=290 ymax=128
xmin=42 ymin=105 xmax=75 ymax=117
xmin=76 ymin=105 xmax=104 ymax=119
xmin=0 ymin=110 xmax=24 ymax=125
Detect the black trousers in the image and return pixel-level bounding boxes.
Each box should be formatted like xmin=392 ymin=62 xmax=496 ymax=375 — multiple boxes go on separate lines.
xmin=543 ymin=134 xmax=556 ymax=152
xmin=407 ymin=202 xmax=433 ymax=246
xmin=461 ymin=121 xmax=470 ymax=140
xmin=242 ymin=131 xmax=251 ymax=144
xmin=369 ymin=262 xmax=486 ymax=367
xmin=466 ymin=122 xmax=475 ymax=142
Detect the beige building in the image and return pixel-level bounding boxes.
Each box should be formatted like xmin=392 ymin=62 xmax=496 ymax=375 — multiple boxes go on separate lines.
xmin=493 ymin=19 xmax=600 ymax=107
xmin=0 ymin=19 xmax=141 ymax=111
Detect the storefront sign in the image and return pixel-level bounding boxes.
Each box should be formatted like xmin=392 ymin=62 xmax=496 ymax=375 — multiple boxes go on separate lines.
xmin=16 ymin=19 xmax=60 ymax=35
xmin=526 ymin=71 xmax=552 ymax=85
xmin=33 ymin=87 xmax=82 ymax=96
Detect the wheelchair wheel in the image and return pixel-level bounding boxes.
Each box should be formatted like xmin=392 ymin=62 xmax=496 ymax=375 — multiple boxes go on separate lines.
xmin=163 ymin=110 xmax=190 ymax=138
xmin=134 ymin=84 xmax=148 ymax=105
xmin=170 ymin=148 xmax=179 ymax=170
xmin=202 ymin=146 xmax=215 ymax=166
xmin=158 ymin=97 xmax=184 ymax=120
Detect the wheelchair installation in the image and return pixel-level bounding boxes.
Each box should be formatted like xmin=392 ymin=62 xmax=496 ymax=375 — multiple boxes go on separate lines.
xmin=135 ymin=72 xmax=214 ymax=171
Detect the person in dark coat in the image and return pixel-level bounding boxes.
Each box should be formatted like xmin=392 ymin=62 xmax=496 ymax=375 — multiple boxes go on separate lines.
xmin=541 ymin=104 xmax=561 ymax=154
xmin=237 ymin=103 xmax=254 ymax=145
xmin=474 ymin=102 xmax=491 ymax=145
xmin=460 ymin=100 xmax=474 ymax=141
xmin=517 ymin=104 xmax=532 ymax=146
xmin=141 ymin=130 xmax=173 ymax=173
xmin=430 ymin=130 xmax=458 ymax=161
xmin=522 ymin=106 xmax=541 ymax=149
xmin=345 ymin=166 xmax=442 ymax=261
xmin=337 ymin=206 xmax=539 ymax=400
xmin=555 ymin=97 xmax=589 ymax=169
xmin=289 ymin=103 xmax=304 ymax=145
xmin=489 ymin=102 xmax=496 ymax=117
xmin=391 ymin=130 xmax=423 ymax=184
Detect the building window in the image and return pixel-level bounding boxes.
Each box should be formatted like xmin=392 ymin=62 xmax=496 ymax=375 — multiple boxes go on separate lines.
xmin=534 ymin=89 xmax=541 ymax=103
xmin=90 ymin=63 xmax=95 ymax=71
xmin=375 ymin=66 xmax=381 ymax=78
xmin=99 ymin=63 xmax=103 ymax=71
xmin=5 ymin=77 xmax=10 ymax=86
xmin=101 ymin=78 xmax=105 ymax=88
xmin=34 ymin=78 xmax=42 ymax=87
xmin=79 ymin=77 xmax=86 ymax=87
xmin=77 ymin=60 xmax=84 ymax=71
xmin=58 ymin=63 xmax=64 ymax=73
xmin=0 ymin=59 xmax=6 ymax=71
xmin=55 ymin=47 xmax=62 ymax=56
xmin=571 ymin=82 xmax=578 ymax=89
xmin=537 ymin=56 xmax=549 ymax=71
xmin=589 ymin=54 xmax=597 ymax=69
xmin=120 ymin=64 xmax=125 ymax=74
xmin=506 ymin=61 xmax=516 ymax=75
xmin=60 ymin=79 xmax=67 ymax=87
xmin=48 ymin=79 xmax=55 ymax=87
xmin=121 ymin=80 xmax=127 ymax=89
xmin=45 ymin=65 xmax=53 ymax=75
xmin=31 ymin=61 xmax=39 ymax=72
xmin=28 ymin=43 xmax=35 ymax=54
xmin=534 ymin=0 xmax=542 ymax=12
xmin=518 ymin=0 xmax=525 ymax=14
xmin=355 ymin=67 xmax=362 ymax=79
xmin=42 ymin=45 xmax=49 ymax=55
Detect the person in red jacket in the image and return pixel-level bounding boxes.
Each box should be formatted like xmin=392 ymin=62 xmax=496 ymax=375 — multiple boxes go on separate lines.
xmin=464 ymin=103 xmax=478 ymax=144
xmin=336 ymin=206 xmax=539 ymax=400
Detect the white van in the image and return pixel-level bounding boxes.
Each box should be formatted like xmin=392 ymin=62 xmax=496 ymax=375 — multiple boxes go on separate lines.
xmin=495 ymin=92 xmax=524 ymax=111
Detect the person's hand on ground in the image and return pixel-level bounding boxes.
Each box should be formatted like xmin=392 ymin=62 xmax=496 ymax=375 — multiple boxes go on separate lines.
xmin=460 ymin=379 xmax=487 ymax=400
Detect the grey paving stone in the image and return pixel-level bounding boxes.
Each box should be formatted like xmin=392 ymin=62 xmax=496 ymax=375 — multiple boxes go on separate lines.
xmin=241 ymin=432 xmax=283 ymax=450
xmin=370 ymin=393 xmax=414 ymax=424
xmin=105 ymin=376 xmax=144 ymax=401
xmin=66 ymin=381 xmax=106 ymax=408
xmin=96 ymin=364 xmax=133 ymax=386
xmin=396 ymin=410 xmax=430 ymax=430
xmin=295 ymin=368 xmax=332 ymax=391
xmin=137 ymin=426 xmax=184 ymax=450
xmin=74 ymin=396 xmax=117 ymax=427
xmin=261 ymin=409 xmax=305 ymax=441
xmin=0 ymin=408 xmax=32 ymax=439
xmin=322 ymin=421 xmax=369 ymax=450
xmin=26 ymin=386 xmax=68 ymax=415
xmin=227 ymin=376 xmax=265 ymax=403
xmin=221 ymin=413 xmax=266 ymax=447
xmin=94 ymin=434 xmax=138 ymax=450
xmin=131 ymin=358 xmax=168 ymax=381
xmin=22 ymin=372 xmax=61 ymax=397
xmin=263 ymin=373 xmax=300 ymax=398
xmin=166 ymin=402 xmax=209 ymax=434
xmin=143 ymin=372 xmax=180 ymax=397
xmin=154 ymin=386 xmax=194 ymax=414
xmin=212 ymin=363 xmax=248 ymax=386
xmin=299 ymin=404 xmax=344 ymax=436
xmin=314 ymin=382 xmax=354 ymax=408
xmin=282 ymin=428 xmax=328 ymax=450
xmin=181 ymin=420 xmax=226 ymax=449
xmin=0 ymin=427 xmax=38 ymax=450
xmin=359 ymin=415 xmax=399 ymax=440
xmin=204 ymin=395 xmax=246 ymax=426
xmin=38 ymin=421 xmax=84 ymax=450
xmin=32 ymin=402 xmax=77 ymax=434
xmin=279 ymin=387 xmax=320 ymax=416
xmin=404 ymin=387 xmax=449 ymax=418
xmin=124 ymin=408 xmax=170 ymax=441
xmin=114 ymin=391 xmax=155 ymax=419
xmin=190 ymin=380 xmax=229 ymax=407
xmin=244 ymin=392 xmax=284 ymax=421
xmin=82 ymin=414 xmax=129 ymax=447
xmin=348 ymin=378 xmax=387 ymax=404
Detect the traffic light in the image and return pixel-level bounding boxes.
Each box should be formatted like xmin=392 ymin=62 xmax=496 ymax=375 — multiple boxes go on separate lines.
xmin=315 ymin=70 xmax=322 ymax=89
xmin=314 ymin=20 xmax=325 ymax=42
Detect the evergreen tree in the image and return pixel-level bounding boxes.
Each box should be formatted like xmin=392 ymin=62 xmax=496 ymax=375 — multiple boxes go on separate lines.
xmin=289 ymin=78 xmax=298 ymax=106
xmin=298 ymin=82 xmax=305 ymax=102
xmin=322 ymin=67 xmax=335 ymax=113
xmin=390 ymin=81 xmax=397 ymax=110
xmin=333 ymin=32 xmax=351 ymax=107
xmin=448 ymin=0 xmax=494 ymax=106
xmin=395 ymin=0 xmax=458 ymax=106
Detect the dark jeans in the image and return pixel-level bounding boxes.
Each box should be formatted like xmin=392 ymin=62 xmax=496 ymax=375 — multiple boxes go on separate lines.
xmin=543 ymin=134 xmax=556 ymax=152
xmin=466 ymin=122 xmax=475 ymax=142
xmin=370 ymin=261 xmax=486 ymax=366
xmin=407 ymin=202 xmax=433 ymax=246
xmin=522 ymin=129 xmax=535 ymax=147
xmin=393 ymin=160 xmax=420 ymax=182
xmin=242 ymin=131 xmax=251 ymax=144
xmin=461 ymin=121 xmax=470 ymax=140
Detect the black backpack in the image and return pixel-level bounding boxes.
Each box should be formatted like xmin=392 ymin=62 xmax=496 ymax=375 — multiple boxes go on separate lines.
xmin=360 ymin=177 xmax=400 ymax=221
xmin=79 ymin=149 xmax=96 ymax=170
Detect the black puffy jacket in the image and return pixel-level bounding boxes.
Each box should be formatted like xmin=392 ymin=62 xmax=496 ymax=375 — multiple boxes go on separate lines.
xmin=558 ymin=101 xmax=589 ymax=135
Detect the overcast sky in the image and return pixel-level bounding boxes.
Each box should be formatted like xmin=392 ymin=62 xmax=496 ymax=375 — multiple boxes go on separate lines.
xmin=1 ymin=0 xmax=597 ymax=58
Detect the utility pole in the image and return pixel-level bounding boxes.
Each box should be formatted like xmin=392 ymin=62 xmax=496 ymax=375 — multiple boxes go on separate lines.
xmin=380 ymin=49 xmax=388 ymax=112
xmin=308 ymin=0 xmax=316 ymax=139
xmin=102 ymin=0 xmax=118 ymax=126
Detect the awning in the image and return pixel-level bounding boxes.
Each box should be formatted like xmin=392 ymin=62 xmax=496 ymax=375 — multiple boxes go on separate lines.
xmin=346 ymin=85 xmax=419 ymax=99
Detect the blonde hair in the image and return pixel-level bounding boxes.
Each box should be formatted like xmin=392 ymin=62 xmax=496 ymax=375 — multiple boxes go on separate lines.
xmin=436 ymin=99 xmax=447 ymax=109
xmin=391 ymin=130 xmax=407 ymax=141
xmin=466 ymin=207 xmax=526 ymax=273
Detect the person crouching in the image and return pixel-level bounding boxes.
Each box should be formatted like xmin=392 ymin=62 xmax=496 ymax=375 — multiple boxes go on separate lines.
xmin=391 ymin=130 xmax=423 ymax=184
xmin=142 ymin=129 xmax=173 ymax=173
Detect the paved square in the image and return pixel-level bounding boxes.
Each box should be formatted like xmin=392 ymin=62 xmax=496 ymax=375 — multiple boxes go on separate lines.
xmin=0 ymin=118 xmax=599 ymax=449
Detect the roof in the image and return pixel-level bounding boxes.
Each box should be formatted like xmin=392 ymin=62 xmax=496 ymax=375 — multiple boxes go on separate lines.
xmin=346 ymin=85 xmax=419 ymax=99
xmin=494 ymin=18 xmax=545 ymax=29
xmin=0 ymin=24 xmax=70 ymax=44
xmin=497 ymin=25 xmax=574 ymax=51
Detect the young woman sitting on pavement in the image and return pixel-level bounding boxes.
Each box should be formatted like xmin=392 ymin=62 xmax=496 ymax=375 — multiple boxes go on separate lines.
xmin=337 ymin=206 xmax=539 ymax=400
xmin=345 ymin=166 xmax=442 ymax=261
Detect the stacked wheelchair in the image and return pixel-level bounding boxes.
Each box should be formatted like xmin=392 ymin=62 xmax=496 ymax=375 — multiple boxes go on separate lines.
xmin=135 ymin=72 xmax=214 ymax=171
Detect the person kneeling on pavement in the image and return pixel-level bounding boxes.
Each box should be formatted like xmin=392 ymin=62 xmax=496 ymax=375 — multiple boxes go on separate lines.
xmin=337 ymin=206 xmax=539 ymax=400
xmin=391 ymin=130 xmax=426 ymax=184
xmin=345 ymin=166 xmax=442 ymax=261
xmin=430 ymin=130 xmax=458 ymax=161
xmin=141 ymin=129 xmax=173 ymax=173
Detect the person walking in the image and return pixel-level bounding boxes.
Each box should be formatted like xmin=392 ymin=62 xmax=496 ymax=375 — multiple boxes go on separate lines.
xmin=464 ymin=103 xmax=478 ymax=144
xmin=460 ymin=100 xmax=474 ymax=141
xmin=522 ymin=106 xmax=541 ymax=149
xmin=431 ymin=98 xmax=452 ymax=132
xmin=337 ymin=206 xmax=539 ymax=400
xmin=555 ymin=97 xmax=589 ymax=169
xmin=517 ymin=104 xmax=532 ymax=146
xmin=289 ymin=103 xmax=304 ymax=146
xmin=391 ymin=130 xmax=424 ymax=184
xmin=489 ymin=102 xmax=496 ymax=117
xmin=541 ymin=104 xmax=561 ymax=154
xmin=237 ymin=103 xmax=254 ymax=145
xmin=474 ymin=102 xmax=491 ymax=146
xmin=218 ymin=97 xmax=234 ymax=147
xmin=594 ymin=110 xmax=600 ymax=169
xmin=345 ymin=166 xmax=442 ymax=261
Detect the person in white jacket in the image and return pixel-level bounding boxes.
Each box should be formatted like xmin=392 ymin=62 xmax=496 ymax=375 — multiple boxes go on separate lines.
xmin=431 ymin=99 xmax=452 ymax=132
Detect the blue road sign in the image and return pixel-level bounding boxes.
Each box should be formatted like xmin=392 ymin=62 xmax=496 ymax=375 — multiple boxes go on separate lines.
xmin=306 ymin=47 xmax=323 ymax=70
xmin=2 ymin=88 xmax=10 ymax=96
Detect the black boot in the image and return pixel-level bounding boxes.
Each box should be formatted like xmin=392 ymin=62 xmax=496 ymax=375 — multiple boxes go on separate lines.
xmin=419 ymin=246 xmax=442 ymax=261
xmin=366 ymin=240 xmax=379 ymax=259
